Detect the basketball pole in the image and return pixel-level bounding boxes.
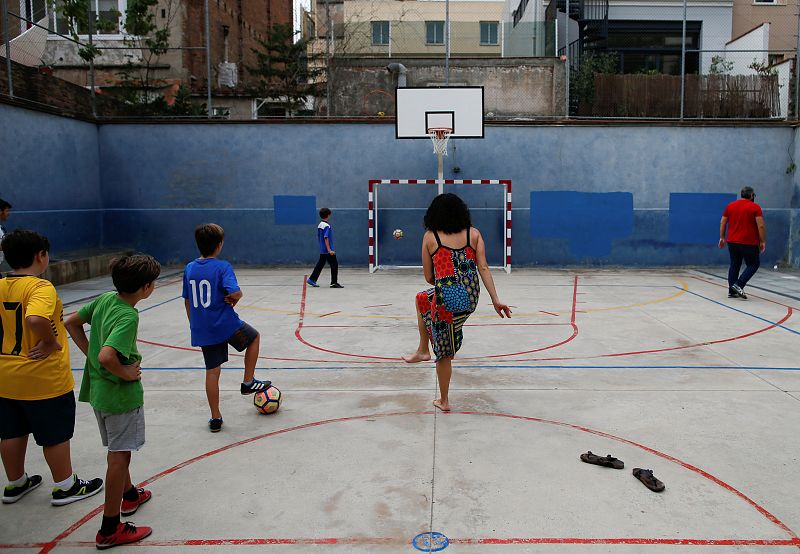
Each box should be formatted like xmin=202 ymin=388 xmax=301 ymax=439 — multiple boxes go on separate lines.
xmin=437 ymin=152 xmax=444 ymax=195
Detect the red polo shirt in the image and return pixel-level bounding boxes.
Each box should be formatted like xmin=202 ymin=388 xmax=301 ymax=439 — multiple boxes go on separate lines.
xmin=723 ymin=199 xmax=763 ymax=245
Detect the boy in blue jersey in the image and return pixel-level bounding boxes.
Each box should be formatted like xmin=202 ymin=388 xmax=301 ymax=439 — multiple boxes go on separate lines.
xmin=182 ymin=224 xmax=271 ymax=432
xmin=307 ymin=207 xmax=343 ymax=288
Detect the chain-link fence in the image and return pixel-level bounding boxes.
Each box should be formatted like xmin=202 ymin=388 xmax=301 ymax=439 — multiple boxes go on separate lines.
xmin=2 ymin=0 xmax=799 ymax=119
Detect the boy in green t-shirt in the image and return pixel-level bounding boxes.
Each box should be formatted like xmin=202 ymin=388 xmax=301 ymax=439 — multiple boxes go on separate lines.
xmin=65 ymin=254 xmax=161 ymax=550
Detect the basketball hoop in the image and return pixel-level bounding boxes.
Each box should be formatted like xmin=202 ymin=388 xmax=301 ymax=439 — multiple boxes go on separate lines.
xmin=428 ymin=127 xmax=452 ymax=156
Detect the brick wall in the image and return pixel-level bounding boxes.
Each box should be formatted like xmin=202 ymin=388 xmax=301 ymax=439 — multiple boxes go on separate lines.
xmin=0 ymin=56 xmax=120 ymax=117
xmin=183 ymin=0 xmax=293 ymax=96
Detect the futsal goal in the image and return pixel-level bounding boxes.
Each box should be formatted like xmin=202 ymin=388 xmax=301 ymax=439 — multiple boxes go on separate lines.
xmin=368 ymin=179 xmax=511 ymax=273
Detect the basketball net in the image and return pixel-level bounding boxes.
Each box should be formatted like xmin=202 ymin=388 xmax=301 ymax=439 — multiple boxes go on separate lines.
xmin=428 ymin=127 xmax=452 ymax=157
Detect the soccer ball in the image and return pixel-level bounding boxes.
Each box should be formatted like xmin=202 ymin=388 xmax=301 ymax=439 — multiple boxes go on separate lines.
xmin=254 ymin=386 xmax=281 ymax=414
xmin=392 ymin=228 xmax=404 ymax=240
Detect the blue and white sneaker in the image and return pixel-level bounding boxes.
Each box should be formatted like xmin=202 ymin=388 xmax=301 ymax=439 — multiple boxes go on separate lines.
xmin=306 ymin=278 xmax=319 ymax=288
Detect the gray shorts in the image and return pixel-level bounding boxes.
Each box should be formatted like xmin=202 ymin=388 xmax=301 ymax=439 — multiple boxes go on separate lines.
xmin=94 ymin=407 xmax=145 ymax=452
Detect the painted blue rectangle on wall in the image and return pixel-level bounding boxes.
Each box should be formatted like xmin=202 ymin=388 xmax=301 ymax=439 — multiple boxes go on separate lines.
xmin=531 ymin=191 xmax=633 ymax=257
xmin=274 ymin=195 xmax=316 ymax=225
xmin=669 ymin=193 xmax=736 ymax=245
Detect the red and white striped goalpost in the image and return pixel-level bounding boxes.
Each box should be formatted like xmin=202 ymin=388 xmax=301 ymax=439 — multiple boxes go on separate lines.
xmin=368 ymin=179 xmax=512 ymax=274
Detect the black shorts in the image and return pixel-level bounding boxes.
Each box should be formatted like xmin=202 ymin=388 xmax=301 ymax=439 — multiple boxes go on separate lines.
xmin=200 ymin=322 xmax=259 ymax=370
xmin=0 ymin=391 xmax=76 ymax=447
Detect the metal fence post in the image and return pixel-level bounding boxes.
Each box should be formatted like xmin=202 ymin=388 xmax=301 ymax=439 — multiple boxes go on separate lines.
xmin=204 ymin=0 xmax=212 ymax=118
xmin=564 ymin=0 xmax=569 ymax=118
xmin=445 ymin=0 xmax=450 ymax=85
xmin=2 ymin=0 xmax=13 ymax=97
xmin=88 ymin=4 xmax=96 ymax=117
xmin=795 ymin=0 xmax=800 ymax=119
xmin=679 ymin=0 xmax=687 ymax=119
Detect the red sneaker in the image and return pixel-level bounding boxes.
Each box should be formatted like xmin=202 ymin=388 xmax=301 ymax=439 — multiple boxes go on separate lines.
xmin=120 ymin=488 xmax=152 ymax=516
xmin=95 ymin=522 xmax=152 ymax=550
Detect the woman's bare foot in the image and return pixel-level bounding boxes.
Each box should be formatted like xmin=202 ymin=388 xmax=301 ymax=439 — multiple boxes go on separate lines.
xmin=402 ymin=351 xmax=431 ymax=363
xmin=432 ymin=398 xmax=450 ymax=412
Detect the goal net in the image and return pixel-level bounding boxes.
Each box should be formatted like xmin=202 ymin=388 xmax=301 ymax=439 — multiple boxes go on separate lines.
xmin=368 ymin=179 xmax=511 ymax=273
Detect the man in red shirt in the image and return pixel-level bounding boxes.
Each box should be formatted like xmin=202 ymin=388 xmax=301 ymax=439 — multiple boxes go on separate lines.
xmin=718 ymin=186 xmax=766 ymax=300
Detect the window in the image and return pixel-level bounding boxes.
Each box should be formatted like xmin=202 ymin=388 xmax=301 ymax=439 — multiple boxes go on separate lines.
xmin=480 ymin=21 xmax=498 ymax=45
xmin=426 ymin=21 xmax=444 ymax=45
xmin=50 ymin=0 xmax=126 ymax=36
xmin=20 ymin=0 xmax=47 ymax=31
xmin=372 ymin=21 xmax=389 ymax=45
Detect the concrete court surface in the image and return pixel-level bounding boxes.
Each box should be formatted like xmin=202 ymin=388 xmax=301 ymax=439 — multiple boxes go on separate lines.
xmin=2 ymin=267 xmax=800 ymax=553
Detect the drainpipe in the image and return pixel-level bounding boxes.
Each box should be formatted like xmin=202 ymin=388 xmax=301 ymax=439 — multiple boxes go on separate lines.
xmin=386 ymin=62 xmax=407 ymax=87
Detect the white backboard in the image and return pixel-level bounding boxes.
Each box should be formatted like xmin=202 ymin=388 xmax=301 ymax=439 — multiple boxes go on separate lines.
xmin=395 ymin=86 xmax=484 ymax=139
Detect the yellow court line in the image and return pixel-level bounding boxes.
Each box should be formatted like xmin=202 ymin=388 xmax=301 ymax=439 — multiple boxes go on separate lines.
xmin=577 ymin=278 xmax=689 ymax=313
xmin=238 ymin=279 xmax=689 ymax=320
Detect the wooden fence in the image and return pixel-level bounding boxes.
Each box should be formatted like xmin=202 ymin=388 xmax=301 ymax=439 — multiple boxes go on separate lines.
xmin=587 ymin=74 xmax=780 ymax=118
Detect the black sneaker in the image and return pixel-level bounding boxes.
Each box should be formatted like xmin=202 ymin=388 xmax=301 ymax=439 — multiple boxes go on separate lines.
xmin=51 ymin=475 xmax=104 ymax=506
xmin=240 ymin=379 xmax=271 ymax=395
xmin=330 ymin=283 xmax=344 ymax=288
xmin=2 ymin=474 xmax=42 ymax=504
xmin=731 ymin=284 xmax=747 ymax=299
xmin=209 ymin=418 xmax=223 ymax=433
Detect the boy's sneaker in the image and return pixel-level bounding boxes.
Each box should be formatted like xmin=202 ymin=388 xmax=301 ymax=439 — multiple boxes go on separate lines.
xmin=121 ymin=488 xmax=152 ymax=516
xmin=731 ymin=284 xmax=747 ymax=299
xmin=209 ymin=418 xmax=223 ymax=432
xmin=240 ymin=379 xmax=271 ymax=395
xmin=51 ymin=475 xmax=104 ymax=506
xmin=96 ymin=522 xmax=152 ymax=550
xmin=306 ymin=278 xmax=319 ymax=287
xmin=2 ymin=474 xmax=42 ymax=504
xmin=330 ymin=283 xmax=344 ymax=288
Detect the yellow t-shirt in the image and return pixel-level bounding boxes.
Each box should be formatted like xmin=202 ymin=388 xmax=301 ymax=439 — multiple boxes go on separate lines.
xmin=0 ymin=276 xmax=73 ymax=400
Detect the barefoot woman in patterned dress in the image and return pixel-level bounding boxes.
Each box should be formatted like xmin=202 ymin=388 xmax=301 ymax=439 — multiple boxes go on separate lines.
xmin=403 ymin=194 xmax=511 ymax=411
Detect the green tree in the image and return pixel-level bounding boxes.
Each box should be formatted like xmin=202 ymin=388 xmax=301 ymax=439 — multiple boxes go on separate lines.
xmin=571 ymin=51 xmax=619 ymax=111
xmin=247 ymin=23 xmax=324 ymax=115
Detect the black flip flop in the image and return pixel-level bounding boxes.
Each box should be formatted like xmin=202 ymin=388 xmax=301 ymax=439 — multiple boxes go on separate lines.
xmin=580 ymin=451 xmax=624 ymax=469
xmin=632 ymin=468 xmax=665 ymax=492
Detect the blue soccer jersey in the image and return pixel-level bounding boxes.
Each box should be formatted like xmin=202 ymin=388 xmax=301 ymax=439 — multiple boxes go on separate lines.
xmin=317 ymin=221 xmax=333 ymax=254
xmin=182 ymin=258 xmax=243 ymax=346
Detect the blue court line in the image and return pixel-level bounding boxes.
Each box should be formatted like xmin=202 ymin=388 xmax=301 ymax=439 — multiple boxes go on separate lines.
xmin=678 ymin=287 xmax=800 ymax=335
xmin=71 ymin=365 xmax=800 ymax=372
xmin=139 ymin=296 xmax=182 ymax=313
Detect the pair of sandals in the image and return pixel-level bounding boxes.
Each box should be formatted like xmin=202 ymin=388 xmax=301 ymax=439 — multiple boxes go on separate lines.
xmin=580 ymin=451 xmax=665 ymax=493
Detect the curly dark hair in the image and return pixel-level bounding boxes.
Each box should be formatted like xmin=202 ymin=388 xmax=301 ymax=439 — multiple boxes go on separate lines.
xmin=423 ymin=193 xmax=472 ymax=234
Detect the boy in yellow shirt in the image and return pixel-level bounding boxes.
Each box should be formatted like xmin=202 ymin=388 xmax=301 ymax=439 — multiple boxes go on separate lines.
xmin=0 ymin=230 xmax=103 ymax=505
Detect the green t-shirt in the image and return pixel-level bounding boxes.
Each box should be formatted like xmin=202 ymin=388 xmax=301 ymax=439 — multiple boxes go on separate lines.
xmin=77 ymin=292 xmax=143 ymax=413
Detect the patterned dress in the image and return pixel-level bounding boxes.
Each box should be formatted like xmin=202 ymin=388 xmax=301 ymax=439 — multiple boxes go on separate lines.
xmin=416 ymin=228 xmax=480 ymax=360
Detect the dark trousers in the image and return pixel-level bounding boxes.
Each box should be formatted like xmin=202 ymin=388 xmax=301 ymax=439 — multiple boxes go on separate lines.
xmin=310 ymin=253 xmax=338 ymax=284
xmin=728 ymin=242 xmax=760 ymax=289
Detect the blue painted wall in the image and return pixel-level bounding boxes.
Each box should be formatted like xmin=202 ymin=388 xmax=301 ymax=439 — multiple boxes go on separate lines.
xmin=0 ymin=104 xmax=102 ymax=257
xmin=4 ymin=103 xmax=798 ymax=267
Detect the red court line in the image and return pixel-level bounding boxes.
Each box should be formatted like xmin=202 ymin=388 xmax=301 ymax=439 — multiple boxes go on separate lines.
xmin=294 ymin=275 xmax=398 ymax=360
xmin=317 ymin=311 xmax=342 ymax=318
xmin=519 ymin=306 xmax=793 ymax=362
xmin=5 ymin=537 xmax=799 ymax=549
xmin=689 ymin=275 xmax=800 ymax=311
xmin=135 ymin=338 xmax=380 ymax=365
xmin=295 ymin=275 xmax=582 ymax=361
xmin=32 ymin=410 xmax=797 ymax=553
xmin=540 ymin=310 xmax=559 ymax=316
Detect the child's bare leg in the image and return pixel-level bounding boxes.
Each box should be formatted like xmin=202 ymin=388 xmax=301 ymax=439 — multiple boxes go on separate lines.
xmin=205 ymin=367 xmax=222 ymax=420
xmin=433 ymin=357 xmax=452 ymax=411
xmin=403 ymin=302 xmax=431 ymax=363
xmin=242 ymin=334 xmax=260 ymax=383
xmin=42 ymin=440 xmax=74 ymax=483
xmin=104 ymin=451 xmax=131 ymax=517
xmin=1 ymin=436 xmax=29 ymax=482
